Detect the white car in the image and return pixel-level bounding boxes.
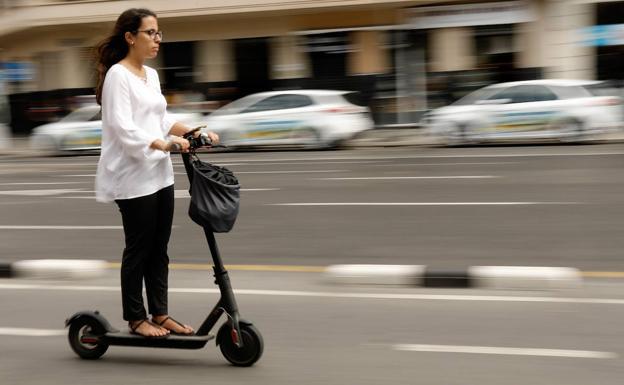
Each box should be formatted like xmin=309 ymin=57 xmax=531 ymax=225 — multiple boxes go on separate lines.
xmin=30 ymin=104 xmax=203 ymax=154
xmin=201 ymin=90 xmax=374 ymax=149
xmin=423 ymin=80 xmax=624 ymax=145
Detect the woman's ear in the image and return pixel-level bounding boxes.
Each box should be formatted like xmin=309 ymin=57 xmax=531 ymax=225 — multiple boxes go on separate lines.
xmin=124 ymin=31 xmax=134 ymax=46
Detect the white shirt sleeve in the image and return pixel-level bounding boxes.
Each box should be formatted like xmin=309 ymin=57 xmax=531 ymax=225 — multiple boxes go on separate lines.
xmin=102 ymin=68 xmax=166 ymax=161
xmin=162 ymin=111 xmax=177 ymax=136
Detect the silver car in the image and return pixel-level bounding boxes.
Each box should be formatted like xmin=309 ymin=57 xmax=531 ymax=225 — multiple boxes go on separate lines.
xmin=424 ymin=80 xmax=624 ymax=145
xmin=202 ymin=90 xmax=374 ymax=149
xmin=30 ymin=104 xmax=202 ymax=154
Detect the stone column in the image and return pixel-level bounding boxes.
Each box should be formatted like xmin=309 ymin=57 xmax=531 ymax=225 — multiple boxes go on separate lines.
xmin=429 ymin=27 xmax=476 ymax=72
xmin=269 ymin=35 xmax=310 ymax=79
xmin=57 ymin=47 xmax=93 ymax=89
xmin=194 ymin=40 xmax=235 ymax=83
xmin=541 ymin=0 xmax=595 ymax=79
xmin=347 ymin=30 xmax=389 ymax=75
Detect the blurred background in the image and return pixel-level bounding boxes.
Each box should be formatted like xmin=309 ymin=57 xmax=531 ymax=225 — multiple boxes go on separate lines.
xmin=1 ymin=0 xmax=624 ymax=137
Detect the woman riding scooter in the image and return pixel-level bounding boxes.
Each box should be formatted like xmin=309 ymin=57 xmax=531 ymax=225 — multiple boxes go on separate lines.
xmin=94 ymin=8 xmax=219 ymax=338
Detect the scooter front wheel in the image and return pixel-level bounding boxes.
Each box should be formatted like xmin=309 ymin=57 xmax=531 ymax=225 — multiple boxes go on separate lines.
xmin=217 ymin=322 xmax=263 ymax=366
xmin=68 ymin=318 xmax=108 ymax=359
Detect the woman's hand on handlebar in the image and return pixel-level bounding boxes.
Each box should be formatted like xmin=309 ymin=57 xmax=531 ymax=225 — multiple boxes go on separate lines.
xmin=205 ymin=131 xmax=219 ymax=145
xmin=183 ymin=127 xmax=219 ymax=148
xmin=166 ymin=136 xmax=190 ymax=153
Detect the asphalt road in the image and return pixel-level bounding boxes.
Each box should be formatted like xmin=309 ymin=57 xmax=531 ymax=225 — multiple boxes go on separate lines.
xmin=3 ymin=144 xmax=624 ymax=384
xmin=1 ymin=144 xmax=624 ymax=270
xmin=3 ymin=270 xmax=624 ymax=385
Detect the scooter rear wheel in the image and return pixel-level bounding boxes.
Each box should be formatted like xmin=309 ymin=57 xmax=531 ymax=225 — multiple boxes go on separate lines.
xmin=217 ymin=322 xmax=263 ymax=366
xmin=68 ymin=318 xmax=108 ymax=359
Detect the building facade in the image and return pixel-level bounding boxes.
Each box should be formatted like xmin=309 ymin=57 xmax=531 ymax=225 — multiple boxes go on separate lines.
xmin=0 ymin=0 xmax=606 ymax=133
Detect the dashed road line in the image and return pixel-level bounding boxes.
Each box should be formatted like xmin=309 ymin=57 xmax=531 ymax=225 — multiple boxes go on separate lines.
xmin=270 ymin=202 xmax=580 ymax=206
xmin=3 ymin=283 xmax=624 ymax=305
xmin=0 ymin=225 xmax=123 ymax=230
xmin=392 ymin=344 xmax=617 ymax=359
xmin=316 ymin=176 xmax=500 ymax=180
xmin=0 ymin=327 xmax=66 ymax=337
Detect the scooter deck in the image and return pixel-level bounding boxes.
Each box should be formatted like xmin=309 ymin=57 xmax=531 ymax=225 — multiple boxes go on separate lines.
xmin=101 ymin=331 xmax=214 ymax=349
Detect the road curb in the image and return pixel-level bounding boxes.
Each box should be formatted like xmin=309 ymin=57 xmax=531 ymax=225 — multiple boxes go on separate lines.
xmin=0 ymin=259 xmax=108 ymax=279
xmin=324 ymin=264 xmax=582 ymax=289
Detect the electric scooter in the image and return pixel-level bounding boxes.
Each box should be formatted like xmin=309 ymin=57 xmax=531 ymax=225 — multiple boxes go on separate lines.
xmin=65 ymin=131 xmax=263 ymax=367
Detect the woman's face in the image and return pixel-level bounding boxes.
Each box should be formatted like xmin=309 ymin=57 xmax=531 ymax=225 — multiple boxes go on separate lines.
xmin=130 ymin=16 xmax=161 ymax=60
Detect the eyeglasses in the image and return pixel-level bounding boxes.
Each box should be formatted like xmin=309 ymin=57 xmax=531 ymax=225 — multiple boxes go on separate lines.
xmin=134 ymin=29 xmax=163 ymax=41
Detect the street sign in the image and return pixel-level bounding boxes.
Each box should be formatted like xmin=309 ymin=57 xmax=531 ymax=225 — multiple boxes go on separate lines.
xmin=1 ymin=61 xmax=34 ymax=82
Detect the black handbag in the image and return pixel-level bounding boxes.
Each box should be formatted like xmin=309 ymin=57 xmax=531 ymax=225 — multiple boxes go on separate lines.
xmin=188 ymin=155 xmax=240 ymax=233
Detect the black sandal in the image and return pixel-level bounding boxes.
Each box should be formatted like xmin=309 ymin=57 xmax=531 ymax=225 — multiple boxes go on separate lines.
xmin=153 ymin=316 xmax=195 ymax=336
xmin=129 ymin=319 xmax=169 ymax=339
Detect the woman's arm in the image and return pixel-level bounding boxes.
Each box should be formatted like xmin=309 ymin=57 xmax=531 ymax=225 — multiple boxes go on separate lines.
xmin=149 ymin=137 xmax=189 ymax=152
xmin=103 ymin=68 xmax=167 ymax=159
xmin=168 ymin=121 xmax=220 ymax=143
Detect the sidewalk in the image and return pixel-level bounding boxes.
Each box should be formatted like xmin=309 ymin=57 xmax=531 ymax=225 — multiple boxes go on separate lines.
xmin=0 ymin=136 xmax=30 ymax=157
xmin=2 ymin=128 xmax=624 ymax=157
xmin=0 ymin=129 xmax=435 ymax=157
xmin=344 ymin=127 xmax=440 ymax=148
xmin=345 ymin=127 xmax=624 ymax=148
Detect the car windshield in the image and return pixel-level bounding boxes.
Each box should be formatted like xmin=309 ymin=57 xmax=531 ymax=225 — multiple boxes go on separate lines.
xmin=583 ymin=81 xmax=622 ymax=97
xmin=212 ymin=95 xmax=264 ymax=116
xmin=452 ymin=87 xmax=501 ymax=106
xmin=61 ymin=107 xmax=100 ymax=122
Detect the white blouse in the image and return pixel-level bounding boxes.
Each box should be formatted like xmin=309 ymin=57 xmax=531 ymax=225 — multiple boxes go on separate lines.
xmin=95 ymin=64 xmax=177 ymax=202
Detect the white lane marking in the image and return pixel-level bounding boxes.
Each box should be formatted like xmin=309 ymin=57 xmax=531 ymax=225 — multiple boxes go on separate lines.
xmin=236 ymin=170 xmax=349 ymax=174
xmin=0 ymin=182 xmax=86 ymax=186
xmin=0 ymin=226 xmax=122 ymax=230
xmin=4 ymin=283 xmax=624 ymax=305
xmin=393 ymin=344 xmax=617 ymax=359
xmin=0 ymin=189 xmax=84 ymax=196
xmin=171 ymin=161 xmax=388 ymax=166
xmin=173 ymin=163 xmax=245 ymax=167
xmin=173 ymin=160 xmax=376 ymax=167
xmin=317 ymin=176 xmax=499 ymax=180
xmin=270 ymin=202 xmax=579 ymax=206
xmin=174 ymin=169 xmax=349 ymax=175
xmin=13 ymin=151 xmax=624 ymax=170
xmin=60 ymin=175 xmax=94 ymax=177
xmin=0 ymin=328 xmax=66 ymax=337
xmin=171 ymin=151 xmax=624 ymax=163
xmin=372 ymin=162 xmax=519 ymax=166
xmin=229 ymin=161 xmax=389 ymax=166
xmin=15 ymin=163 xmax=97 ymax=167
xmin=173 ymin=189 xmax=278 ymax=198
xmin=55 ymin=197 xmax=96 ymax=199
xmin=55 ymin=188 xmax=280 ymax=200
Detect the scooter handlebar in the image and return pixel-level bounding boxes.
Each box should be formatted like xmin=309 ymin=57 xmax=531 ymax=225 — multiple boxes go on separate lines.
xmin=183 ymin=126 xmax=213 ymax=150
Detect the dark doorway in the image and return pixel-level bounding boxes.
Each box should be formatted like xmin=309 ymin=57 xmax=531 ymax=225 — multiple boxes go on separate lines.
xmin=161 ymin=41 xmax=195 ymax=90
xmin=305 ymin=32 xmax=349 ymax=88
xmin=234 ymin=37 xmax=270 ymax=97
xmin=596 ymin=1 xmax=624 ymax=80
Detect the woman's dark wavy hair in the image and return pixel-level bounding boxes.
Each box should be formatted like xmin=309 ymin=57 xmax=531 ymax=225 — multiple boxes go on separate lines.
xmin=94 ymin=8 xmax=157 ymax=105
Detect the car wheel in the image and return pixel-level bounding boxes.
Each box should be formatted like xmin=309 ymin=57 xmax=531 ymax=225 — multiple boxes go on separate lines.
xmin=556 ymin=119 xmax=585 ymax=143
xmin=30 ymin=134 xmax=60 ymax=155
xmin=296 ymin=127 xmax=323 ymax=149
xmin=212 ymin=131 xmax=237 ymax=152
xmin=446 ymin=124 xmax=469 ymax=146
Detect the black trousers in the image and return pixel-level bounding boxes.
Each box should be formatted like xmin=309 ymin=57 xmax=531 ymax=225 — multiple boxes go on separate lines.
xmin=115 ymin=185 xmax=174 ymax=321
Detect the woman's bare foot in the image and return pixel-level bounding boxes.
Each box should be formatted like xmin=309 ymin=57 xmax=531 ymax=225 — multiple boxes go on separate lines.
xmin=152 ymin=315 xmax=194 ymax=335
xmin=129 ymin=319 xmax=169 ymax=337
